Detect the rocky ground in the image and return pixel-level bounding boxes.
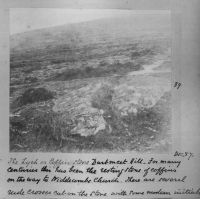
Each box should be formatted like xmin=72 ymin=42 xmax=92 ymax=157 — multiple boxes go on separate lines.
xmin=10 ymin=16 xmax=172 ymax=152
xmin=10 ymin=55 xmax=171 ymax=152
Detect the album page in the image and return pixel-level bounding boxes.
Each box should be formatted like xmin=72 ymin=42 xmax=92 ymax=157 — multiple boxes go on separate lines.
xmin=0 ymin=0 xmax=200 ymax=198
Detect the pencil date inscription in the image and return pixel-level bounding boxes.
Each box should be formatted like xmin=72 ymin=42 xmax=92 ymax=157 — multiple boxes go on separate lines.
xmin=174 ymin=151 xmax=194 ymax=160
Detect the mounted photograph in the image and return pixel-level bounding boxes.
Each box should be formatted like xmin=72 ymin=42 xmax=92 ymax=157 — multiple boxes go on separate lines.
xmin=9 ymin=9 xmax=172 ymax=152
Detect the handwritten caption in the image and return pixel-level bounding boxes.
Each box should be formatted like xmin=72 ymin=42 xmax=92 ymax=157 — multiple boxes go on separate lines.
xmin=6 ymin=151 xmax=198 ymax=198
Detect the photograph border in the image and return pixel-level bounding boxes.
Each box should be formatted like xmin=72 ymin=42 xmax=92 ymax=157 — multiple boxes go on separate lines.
xmin=0 ymin=0 xmax=181 ymax=155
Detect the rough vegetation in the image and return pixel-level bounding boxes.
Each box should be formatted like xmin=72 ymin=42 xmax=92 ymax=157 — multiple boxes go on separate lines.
xmin=10 ymin=15 xmax=172 ymax=152
xmin=49 ymin=62 xmax=142 ymax=81
xmin=10 ymin=88 xmax=171 ymax=152
xmin=15 ymin=87 xmax=55 ymax=106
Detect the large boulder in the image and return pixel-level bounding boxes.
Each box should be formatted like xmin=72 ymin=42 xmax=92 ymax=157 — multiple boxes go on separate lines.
xmin=53 ymin=83 xmax=107 ymax=137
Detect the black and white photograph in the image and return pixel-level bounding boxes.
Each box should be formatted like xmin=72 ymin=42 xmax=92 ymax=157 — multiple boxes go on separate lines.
xmin=9 ymin=8 xmax=172 ymax=152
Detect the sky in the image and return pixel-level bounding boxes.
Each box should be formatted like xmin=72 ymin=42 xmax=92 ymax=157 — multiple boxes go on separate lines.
xmin=10 ymin=9 xmax=170 ymax=35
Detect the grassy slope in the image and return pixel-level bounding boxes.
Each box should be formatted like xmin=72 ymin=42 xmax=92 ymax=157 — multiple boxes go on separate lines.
xmin=10 ymin=15 xmax=171 ymax=152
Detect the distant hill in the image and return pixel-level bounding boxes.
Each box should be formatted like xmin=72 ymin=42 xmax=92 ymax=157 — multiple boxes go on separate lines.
xmin=10 ymin=14 xmax=171 ymax=72
xmin=10 ymin=14 xmax=170 ymax=52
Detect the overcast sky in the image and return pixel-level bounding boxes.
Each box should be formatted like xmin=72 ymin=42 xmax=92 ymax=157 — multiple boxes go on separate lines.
xmin=10 ymin=9 xmax=170 ymax=35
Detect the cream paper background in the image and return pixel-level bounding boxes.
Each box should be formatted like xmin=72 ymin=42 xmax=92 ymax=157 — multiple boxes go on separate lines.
xmin=0 ymin=0 xmax=200 ymax=198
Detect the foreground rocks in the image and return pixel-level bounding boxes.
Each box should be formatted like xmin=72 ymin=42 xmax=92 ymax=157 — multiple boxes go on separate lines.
xmin=52 ymin=72 xmax=171 ymax=139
